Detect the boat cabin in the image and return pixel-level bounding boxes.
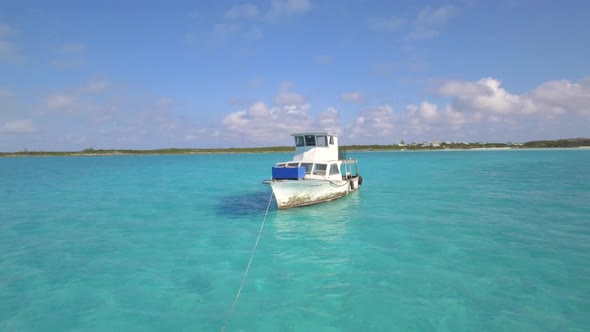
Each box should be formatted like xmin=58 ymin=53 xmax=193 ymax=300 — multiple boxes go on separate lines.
xmin=271 ymin=132 xmax=359 ymax=181
xmin=291 ymin=132 xmax=339 ymax=162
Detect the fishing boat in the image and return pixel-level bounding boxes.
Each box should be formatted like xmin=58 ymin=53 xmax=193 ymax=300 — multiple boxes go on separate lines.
xmin=262 ymin=132 xmax=362 ymax=209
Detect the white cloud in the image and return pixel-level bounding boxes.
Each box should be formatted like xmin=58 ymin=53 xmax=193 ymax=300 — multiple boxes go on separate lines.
xmin=222 ymin=83 xmax=343 ymax=144
xmin=530 ymin=79 xmax=590 ymax=116
xmin=206 ymin=1 xmax=311 ymax=47
xmin=1 ymin=78 xmax=220 ymax=150
xmin=223 ymin=102 xmax=314 ymax=143
xmin=225 ymin=4 xmax=260 ymax=19
xmin=280 ymin=0 xmax=311 ymax=12
xmin=317 ymin=107 xmax=342 ymax=136
xmin=341 ymin=91 xmax=366 ymax=103
xmin=44 ymin=79 xmax=111 ymax=113
xmin=443 ymin=106 xmax=467 ymax=128
xmin=437 ymin=77 xmax=590 ymax=117
xmin=402 ymin=102 xmax=467 ymax=138
xmin=33 ymin=76 xmax=587 ymax=149
xmin=219 ymin=77 xmax=589 ymax=146
xmin=408 ymin=5 xmax=456 ymax=40
xmin=438 ymin=78 xmax=490 ymax=96
xmin=439 ymin=78 xmax=521 ymax=115
xmin=349 ymin=105 xmax=395 ymax=138
xmin=407 ymin=101 xmax=439 ymax=121
xmin=342 ymin=102 xmax=465 ymax=143
xmin=267 ymin=0 xmax=311 ymax=20
xmin=101 ymin=106 xmax=208 ymax=148
xmin=341 ymin=77 xmax=590 ymax=144
xmin=417 ymin=5 xmax=456 ymax=25
xmin=5 ymin=70 xmax=588 ymax=151
xmin=0 ymin=119 xmax=37 ymax=134
xmin=368 ymin=16 xmax=405 ymax=30
xmin=46 ymin=94 xmax=76 ymax=111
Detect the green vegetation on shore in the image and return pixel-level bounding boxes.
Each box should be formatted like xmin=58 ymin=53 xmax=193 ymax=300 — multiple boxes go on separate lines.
xmin=1 ymin=138 xmax=588 ymax=157
xmin=0 ymin=146 xmax=294 ymax=157
xmin=522 ymin=138 xmax=590 ymax=148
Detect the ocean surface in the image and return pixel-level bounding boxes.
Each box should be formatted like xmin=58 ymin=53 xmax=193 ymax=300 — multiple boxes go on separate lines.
xmin=1 ymin=149 xmax=589 ymax=331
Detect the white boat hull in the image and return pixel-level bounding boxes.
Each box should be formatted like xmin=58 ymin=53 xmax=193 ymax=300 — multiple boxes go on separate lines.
xmin=263 ymin=177 xmax=360 ymax=209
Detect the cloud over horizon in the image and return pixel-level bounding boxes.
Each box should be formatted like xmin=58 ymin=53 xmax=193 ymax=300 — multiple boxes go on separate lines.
xmin=1 ymin=75 xmax=589 ymax=151
xmin=220 ymin=77 xmax=590 ymax=146
xmin=0 ymin=119 xmax=37 ymax=134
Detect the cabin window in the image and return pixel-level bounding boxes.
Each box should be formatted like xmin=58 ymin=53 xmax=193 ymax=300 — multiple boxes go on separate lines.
xmin=276 ymin=163 xmax=286 ymax=167
xmin=305 ymin=135 xmax=316 ymax=146
xmin=329 ymin=136 xmax=334 ymax=145
xmin=287 ymin=162 xmax=299 ymax=167
xmin=312 ymin=163 xmax=327 ymax=175
xmin=329 ymin=164 xmax=340 ymax=176
xmin=316 ymin=135 xmax=327 ymax=147
xmin=301 ymin=162 xmax=313 ymax=174
xmin=295 ymin=136 xmax=304 ymax=147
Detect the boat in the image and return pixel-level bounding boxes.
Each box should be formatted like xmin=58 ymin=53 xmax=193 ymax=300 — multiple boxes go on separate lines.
xmin=262 ymin=132 xmax=362 ymax=209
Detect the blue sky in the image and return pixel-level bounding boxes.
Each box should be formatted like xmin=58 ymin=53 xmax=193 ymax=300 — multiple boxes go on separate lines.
xmin=1 ymin=0 xmax=589 ymax=151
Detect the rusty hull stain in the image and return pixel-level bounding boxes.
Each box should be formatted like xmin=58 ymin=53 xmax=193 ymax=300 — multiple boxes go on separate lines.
xmin=278 ymin=191 xmax=348 ymax=209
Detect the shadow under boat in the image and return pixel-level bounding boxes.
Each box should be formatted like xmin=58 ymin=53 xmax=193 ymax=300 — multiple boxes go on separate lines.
xmin=216 ymin=185 xmax=364 ymax=218
xmin=216 ymin=189 xmax=276 ymax=219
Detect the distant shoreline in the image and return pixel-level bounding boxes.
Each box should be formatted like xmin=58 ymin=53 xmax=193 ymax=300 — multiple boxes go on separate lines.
xmin=347 ymin=146 xmax=590 ymax=153
xmin=2 ymin=142 xmax=589 ymax=157
xmin=0 ymin=150 xmax=290 ymax=158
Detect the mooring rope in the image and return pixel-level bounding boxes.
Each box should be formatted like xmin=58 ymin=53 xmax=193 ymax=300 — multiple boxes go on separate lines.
xmin=221 ymin=191 xmax=274 ymax=332
xmin=328 ymin=179 xmax=350 ymax=187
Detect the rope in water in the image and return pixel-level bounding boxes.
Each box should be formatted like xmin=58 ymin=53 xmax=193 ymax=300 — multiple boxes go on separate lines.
xmin=221 ymin=191 xmax=274 ymax=332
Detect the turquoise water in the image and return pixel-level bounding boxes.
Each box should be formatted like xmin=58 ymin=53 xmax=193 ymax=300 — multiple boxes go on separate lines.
xmin=1 ymin=150 xmax=589 ymax=331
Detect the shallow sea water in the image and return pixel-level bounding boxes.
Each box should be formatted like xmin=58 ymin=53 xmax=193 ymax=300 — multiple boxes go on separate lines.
xmin=1 ymin=150 xmax=589 ymax=331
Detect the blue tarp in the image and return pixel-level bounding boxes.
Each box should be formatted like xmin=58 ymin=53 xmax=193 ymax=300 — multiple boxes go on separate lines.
xmin=272 ymin=166 xmax=305 ymax=180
